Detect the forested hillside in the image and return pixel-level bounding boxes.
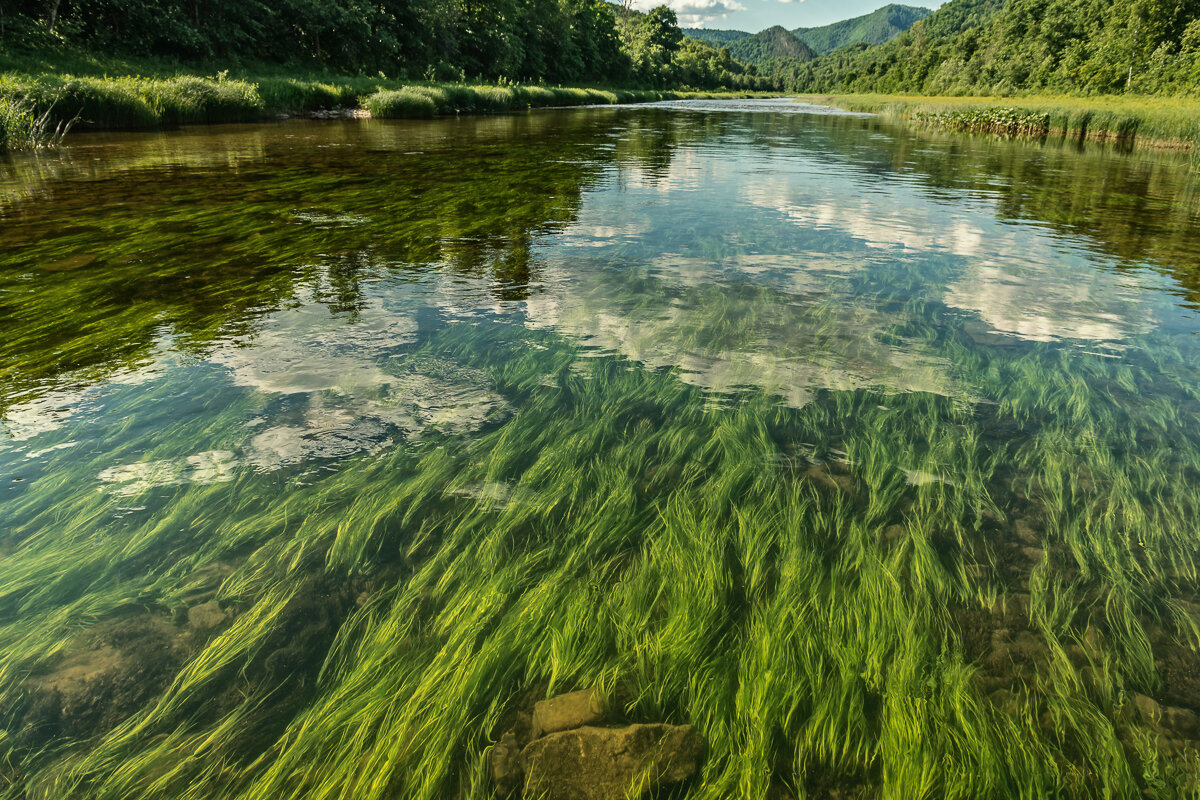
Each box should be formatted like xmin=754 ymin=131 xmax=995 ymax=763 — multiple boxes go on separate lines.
xmin=788 ymin=0 xmax=1200 ymax=95
xmin=727 ymin=26 xmax=816 ymax=67
xmin=682 ymin=28 xmax=750 ymax=46
xmin=0 ymin=0 xmax=770 ymax=90
xmin=792 ymin=4 xmax=931 ymax=53
xmin=683 ymin=7 xmax=928 ymax=84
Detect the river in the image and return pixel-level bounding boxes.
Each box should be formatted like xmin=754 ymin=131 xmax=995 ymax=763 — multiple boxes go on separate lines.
xmin=2 ymin=99 xmax=1200 ymax=798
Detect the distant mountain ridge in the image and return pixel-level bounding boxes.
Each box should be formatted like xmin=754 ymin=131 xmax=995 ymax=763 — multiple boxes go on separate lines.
xmin=727 ymin=26 xmax=816 ymax=66
xmin=683 ymin=28 xmax=750 ymax=46
xmin=792 ymin=4 xmax=932 ymax=53
xmin=682 ymin=4 xmax=931 ymax=60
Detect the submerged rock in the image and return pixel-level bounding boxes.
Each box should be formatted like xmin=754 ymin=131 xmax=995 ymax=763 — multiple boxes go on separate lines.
xmin=1012 ymin=518 xmax=1039 ymax=545
xmin=521 ymin=723 xmax=703 ymax=800
xmin=1132 ymin=693 xmax=1162 ymax=721
xmin=804 ymin=464 xmax=852 ymax=494
xmin=1164 ymin=705 xmax=1200 ymax=738
xmin=16 ymin=615 xmax=187 ymax=748
xmin=186 ymin=600 xmax=229 ymax=632
xmin=532 ymin=688 xmax=605 ymax=738
xmin=40 ymin=253 xmax=96 ymax=272
xmin=489 ymin=731 xmax=525 ymax=796
xmin=1130 ymin=694 xmax=1200 ymax=739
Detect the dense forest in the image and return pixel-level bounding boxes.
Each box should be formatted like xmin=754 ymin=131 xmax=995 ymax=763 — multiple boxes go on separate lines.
xmin=786 ymin=0 xmax=1200 ymax=94
xmin=726 ymin=26 xmax=815 ymax=68
xmin=681 ymin=28 xmax=749 ymax=47
xmin=792 ymin=4 xmax=932 ymax=54
xmin=0 ymin=0 xmax=771 ymax=90
xmin=681 ymin=0 xmax=1200 ymax=97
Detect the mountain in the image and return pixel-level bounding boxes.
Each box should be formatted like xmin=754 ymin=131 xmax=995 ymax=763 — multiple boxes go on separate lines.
xmin=787 ymin=0 xmax=1200 ymax=95
xmin=792 ymin=4 xmax=932 ymax=53
xmin=682 ymin=28 xmax=750 ymax=46
xmin=727 ymin=26 xmax=816 ymax=66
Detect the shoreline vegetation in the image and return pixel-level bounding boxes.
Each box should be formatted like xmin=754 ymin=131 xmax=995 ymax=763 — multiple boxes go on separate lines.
xmin=0 ymin=1 xmax=779 ymax=154
xmin=9 ymin=70 xmax=1200 ymax=157
xmin=802 ymin=93 xmax=1200 ymax=151
xmin=0 ymin=70 xmax=770 ymax=153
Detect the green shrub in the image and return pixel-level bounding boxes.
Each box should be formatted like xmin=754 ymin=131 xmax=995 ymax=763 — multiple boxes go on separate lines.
xmin=148 ymin=77 xmax=263 ymax=124
xmin=468 ymin=86 xmax=516 ymax=112
xmin=364 ymin=89 xmax=436 ymax=119
xmin=33 ymin=78 xmax=158 ymax=129
xmin=256 ymin=79 xmax=358 ymax=114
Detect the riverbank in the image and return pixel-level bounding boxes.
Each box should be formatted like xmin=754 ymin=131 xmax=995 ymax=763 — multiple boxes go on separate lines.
xmin=0 ymin=68 xmax=770 ymax=152
xmin=800 ymin=93 xmax=1200 ymax=151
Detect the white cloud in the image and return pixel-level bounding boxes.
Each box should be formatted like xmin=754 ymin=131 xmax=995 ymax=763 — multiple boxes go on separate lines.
xmin=630 ymin=0 xmax=747 ymax=26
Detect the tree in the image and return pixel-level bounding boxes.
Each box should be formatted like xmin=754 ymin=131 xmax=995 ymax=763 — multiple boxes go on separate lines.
xmin=644 ymin=5 xmax=682 ymax=54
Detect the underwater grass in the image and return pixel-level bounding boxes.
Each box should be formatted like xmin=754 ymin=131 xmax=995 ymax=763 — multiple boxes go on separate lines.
xmin=2 ymin=108 xmax=1200 ymax=800
xmin=3 ymin=308 xmax=1200 ymax=798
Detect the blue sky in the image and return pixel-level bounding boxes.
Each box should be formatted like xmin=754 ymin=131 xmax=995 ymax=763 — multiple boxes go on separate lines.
xmin=629 ymin=0 xmax=939 ymax=31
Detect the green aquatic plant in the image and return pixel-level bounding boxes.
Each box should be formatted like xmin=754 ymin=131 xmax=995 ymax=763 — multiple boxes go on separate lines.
xmin=915 ymin=107 xmax=1051 ymax=138
xmin=3 ymin=106 xmax=1200 ymax=800
xmin=3 ymin=316 xmax=1200 ymax=799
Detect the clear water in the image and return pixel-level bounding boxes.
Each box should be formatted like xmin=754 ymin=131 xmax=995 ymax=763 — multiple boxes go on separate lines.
xmin=3 ymin=100 xmax=1200 ymax=798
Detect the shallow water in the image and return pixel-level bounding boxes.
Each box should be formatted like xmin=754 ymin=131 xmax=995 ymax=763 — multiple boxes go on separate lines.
xmin=3 ymin=100 xmax=1200 ymax=798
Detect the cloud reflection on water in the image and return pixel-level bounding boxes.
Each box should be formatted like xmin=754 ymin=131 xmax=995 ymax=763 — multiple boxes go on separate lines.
xmin=519 ymin=139 xmax=1161 ymax=411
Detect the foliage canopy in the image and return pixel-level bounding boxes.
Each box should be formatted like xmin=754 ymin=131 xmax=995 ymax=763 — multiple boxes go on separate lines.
xmin=785 ymin=0 xmax=1200 ymax=95
xmin=0 ymin=0 xmax=773 ymax=91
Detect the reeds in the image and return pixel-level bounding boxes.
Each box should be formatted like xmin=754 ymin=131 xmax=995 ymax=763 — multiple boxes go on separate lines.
xmin=915 ymin=107 xmax=1051 ymax=137
xmin=0 ymin=97 xmax=73 ymax=152
xmin=800 ymin=93 xmax=1200 ymax=150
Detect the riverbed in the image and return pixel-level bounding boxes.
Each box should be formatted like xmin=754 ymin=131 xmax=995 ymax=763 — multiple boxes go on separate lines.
xmin=2 ymin=99 xmax=1200 ymax=798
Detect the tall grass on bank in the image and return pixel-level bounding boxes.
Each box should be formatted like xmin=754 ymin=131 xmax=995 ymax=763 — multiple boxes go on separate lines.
xmin=799 ymin=93 xmax=1200 ymax=150
xmin=0 ymin=97 xmax=72 ymax=153
xmin=1 ymin=75 xmax=264 ymax=129
xmin=363 ymin=85 xmax=688 ymax=119
xmin=0 ymin=72 xmax=762 ymax=133
xmin=915 ymin=107 xmax=1052 ymax=138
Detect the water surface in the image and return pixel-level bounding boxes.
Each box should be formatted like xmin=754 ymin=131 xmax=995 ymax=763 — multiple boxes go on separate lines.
xmin=3 ymin=100 xmax=1200 ymax=799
